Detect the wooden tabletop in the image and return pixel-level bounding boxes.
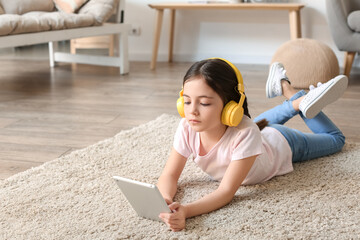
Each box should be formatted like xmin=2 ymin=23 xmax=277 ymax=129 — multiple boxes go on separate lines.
xmin=148 ymin=1 xmax=305 ymax=70
xmin=148 ymin=3 xmax=305 ymax=11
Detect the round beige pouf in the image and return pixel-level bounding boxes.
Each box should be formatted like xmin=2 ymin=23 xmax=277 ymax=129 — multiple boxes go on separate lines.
xmin=271 ymin=38 xmax=339 ymax=89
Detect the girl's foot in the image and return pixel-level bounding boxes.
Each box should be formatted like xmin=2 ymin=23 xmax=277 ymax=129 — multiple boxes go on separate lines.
xmin=299 ymin=75 xmax=348 ymax=118
xmin=266 ymin=62 xmax=291 ymax=98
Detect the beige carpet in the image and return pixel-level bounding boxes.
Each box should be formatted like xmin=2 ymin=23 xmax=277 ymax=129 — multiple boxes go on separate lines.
xmin=1 ymin=114 xmax=359 ymax=239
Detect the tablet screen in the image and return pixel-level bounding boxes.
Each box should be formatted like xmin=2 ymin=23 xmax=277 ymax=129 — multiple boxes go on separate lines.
xmin=113 ymin=176 xmax=171 ymax=221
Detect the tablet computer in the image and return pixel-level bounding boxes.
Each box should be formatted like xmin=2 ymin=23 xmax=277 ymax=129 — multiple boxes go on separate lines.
xmin=113 ymin=176 xmax=171 ymax=221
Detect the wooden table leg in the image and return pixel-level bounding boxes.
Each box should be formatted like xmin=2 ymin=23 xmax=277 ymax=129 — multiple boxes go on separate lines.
xmin=151 ymin=9 xmax=164 ymax=70
xmin=169 ymin=9 xmax=176 ymax=63
xmin=288 ymin=10 xmax=302 ymax=40
xmin=344 ymin=51 xmax=355 ymax=77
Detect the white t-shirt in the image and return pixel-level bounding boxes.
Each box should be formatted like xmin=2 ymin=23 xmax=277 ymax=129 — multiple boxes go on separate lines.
xmin=173 ymin=116 xmax=293 ymax=185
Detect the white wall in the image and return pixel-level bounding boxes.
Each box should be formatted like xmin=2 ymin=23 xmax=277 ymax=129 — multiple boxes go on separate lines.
xmin=125 ymin=0 xmax=355 ymax=67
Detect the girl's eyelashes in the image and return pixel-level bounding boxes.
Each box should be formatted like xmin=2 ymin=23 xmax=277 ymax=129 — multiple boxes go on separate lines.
xmin=184 ymin=101 xmax=211 ymax=106
xmin=183 ymin=96 xmax=212 ymax=106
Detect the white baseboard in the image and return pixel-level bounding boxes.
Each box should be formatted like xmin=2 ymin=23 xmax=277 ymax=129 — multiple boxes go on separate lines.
xmin=130 ymin=53 xmax=272 ymax=65
xmin=129 ymin=52 xmax=360 ymax=70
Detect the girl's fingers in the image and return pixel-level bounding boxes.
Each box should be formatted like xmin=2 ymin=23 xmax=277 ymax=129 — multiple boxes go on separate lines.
xmin=159 ymin=214 xmax=179 ymax=224
xmin=159 ymin=204 xmax=185 ymax=231
xmin=159 ymin=213 xmax=171 ymax=221
xmin=168 ymin=202 xmax=180 ymax=211
xmin=159 ymin=213 xmax=178 ymax=223
xmin=165 ymin=198 xmax=173 ymax=205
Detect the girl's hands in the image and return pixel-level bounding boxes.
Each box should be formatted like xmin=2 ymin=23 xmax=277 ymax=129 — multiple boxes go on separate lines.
xmin=164 ymin=198 xmax=173 ymax=205
xmin=159 ymin=202 xmax=187 ymax=232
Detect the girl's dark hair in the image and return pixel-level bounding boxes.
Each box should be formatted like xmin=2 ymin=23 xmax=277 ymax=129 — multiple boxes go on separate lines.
xmin=183 ymin=59 xmax=268 ymax=130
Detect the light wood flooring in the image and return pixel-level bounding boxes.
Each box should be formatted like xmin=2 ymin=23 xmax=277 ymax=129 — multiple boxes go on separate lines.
xmin=0 ymin=46 xmax=359 ymax=179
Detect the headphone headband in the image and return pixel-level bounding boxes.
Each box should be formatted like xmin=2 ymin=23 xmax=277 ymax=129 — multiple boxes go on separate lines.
xmin=210 ymin=57 xmax=244 ymax=94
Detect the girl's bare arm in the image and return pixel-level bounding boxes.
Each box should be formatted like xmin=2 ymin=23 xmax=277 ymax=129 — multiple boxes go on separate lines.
xmin=157 ymin=148 xmax=187 ymax=203
xmin=184 ymin=155 xmax=257 ymax=218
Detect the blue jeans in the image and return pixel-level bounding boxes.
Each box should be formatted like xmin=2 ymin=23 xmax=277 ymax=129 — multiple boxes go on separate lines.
xmin=254 ymin=90 xmax=345 ymax=163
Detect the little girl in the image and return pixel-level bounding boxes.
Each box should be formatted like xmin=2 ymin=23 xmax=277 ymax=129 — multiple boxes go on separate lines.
xmin=157 ymin=58 xmax=348 ymax=231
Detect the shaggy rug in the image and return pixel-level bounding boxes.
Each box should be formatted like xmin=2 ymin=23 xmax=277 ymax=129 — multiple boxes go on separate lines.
xmin=0 ymin=114 xmax=359 ymax=240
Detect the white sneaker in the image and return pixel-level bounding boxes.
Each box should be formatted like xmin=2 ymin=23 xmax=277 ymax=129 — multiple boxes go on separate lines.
xmin=266 ymin=62 xmax=290 ymax=98
xmin=299 ymin=75 xmax=348 ymax=118
xmin=309 ymin=82 xmax=323 ymax=91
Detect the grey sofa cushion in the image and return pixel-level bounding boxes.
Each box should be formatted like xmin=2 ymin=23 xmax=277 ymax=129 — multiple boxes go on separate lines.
xmin=0 ymin=0 xmax=117 ymax=36
xmin=0 ymin=0 xmax=54 ymax=15
xmin=347 ymin=10 xmax=360 ymax=32
xmin=0 ymin=12 xmax=95 ymax=36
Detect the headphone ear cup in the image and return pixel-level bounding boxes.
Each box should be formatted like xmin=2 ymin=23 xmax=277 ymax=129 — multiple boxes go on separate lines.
xmin=221 ymin=101 xmax=237 ymax=126
xmin=221 ymin=101 xmax=244 ymax=127
xmin=177 ymin=96 xmax=185 ymax=118
xmin=229 ymin=105 xmax=244 ymax=126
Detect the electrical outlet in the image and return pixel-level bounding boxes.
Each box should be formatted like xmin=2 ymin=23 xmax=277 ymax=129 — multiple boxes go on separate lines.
xmin=130 ymin=25 xmax=141 ymax=36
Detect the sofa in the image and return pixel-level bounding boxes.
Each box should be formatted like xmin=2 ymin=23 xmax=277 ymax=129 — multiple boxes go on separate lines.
xmin=0 ymin=0 xmax=130 ymax=74
xmin=326 ymin=0 xmax=360 ymax=77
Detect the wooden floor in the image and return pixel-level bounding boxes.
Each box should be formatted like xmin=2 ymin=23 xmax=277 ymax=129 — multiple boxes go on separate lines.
xmin=0 ymin=46 xmax=359 ymax=179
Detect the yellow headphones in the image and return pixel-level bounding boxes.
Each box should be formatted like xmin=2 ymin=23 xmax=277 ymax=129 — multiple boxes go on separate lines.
xmin=176 ymin=58 xmax=246 ymax=127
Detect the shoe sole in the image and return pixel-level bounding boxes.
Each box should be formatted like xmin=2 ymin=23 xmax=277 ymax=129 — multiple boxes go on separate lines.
xmin=266 ymin=62 xmax=282 ymax=98
xmin=302 ymin=75 xmax=348 ymax=118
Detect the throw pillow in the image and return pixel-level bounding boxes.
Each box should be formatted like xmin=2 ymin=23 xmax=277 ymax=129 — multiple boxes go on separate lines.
xmin=78 ymin=0 xmax=117 ymax=24
xmin=347 ymin=11 xmax=360 ymax=32
xmin=0 ymin=5 xmax=4 ymax=14
xmin=53 ymin=0 xmax=88 ymax=13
